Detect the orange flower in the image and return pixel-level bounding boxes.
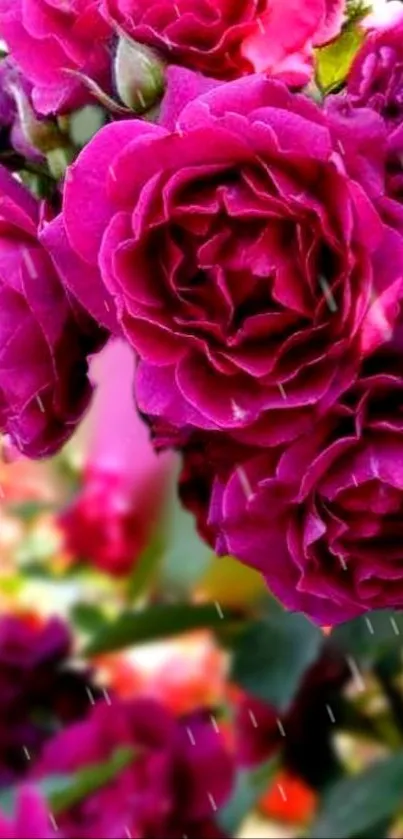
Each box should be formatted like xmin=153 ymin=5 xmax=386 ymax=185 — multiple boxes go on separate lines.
xmin=260 ymin=770 xmax=317 ymax=825
xmin=93 ymin=654 xmax=145 ymax=699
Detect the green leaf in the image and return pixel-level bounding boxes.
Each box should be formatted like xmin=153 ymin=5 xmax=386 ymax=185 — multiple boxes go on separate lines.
xmin=0 ymin=747 xmax=134 ymax=818
xmin=49 ymin=747 xmax=134 ymax=814
xmin=331 ymin=610 xmax=403 ymax=666
xmin=127 ymin=530 xmax=165 ymax=601
xmin=315 ymin=18 xmax=365 ymax=94
xmin=231 ymin=609 xmax=322 ymax=712
xmin=84 ymin=602 xmax=239 ymax=656
xmin=219 ymin=758 xmax=278 ymax=836
xmin=310 ymin=753 xmax=403 ymax=838
xmin=7 ymin=501 xmax=55 ymax=522
xmin=71 ymin=603 xmax=106 ymax=635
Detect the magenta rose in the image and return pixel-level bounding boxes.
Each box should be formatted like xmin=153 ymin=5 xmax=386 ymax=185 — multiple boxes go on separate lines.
xmin=0 ymin=166 xmax=105 ymax=459
xmin=206 ymin=329 xmax=403 ymax=624
xmin=35 ymin=699 xmax=233 ymax=838
xmin=103 ymin=0 xmax=343 ymax=84
xmin=0 ymin=0 xmax=111 ymax=115
xmin=345 ymin=5 xmax=403 ymax=201
xmin=44 ymin=71 xmax=403 ymax=447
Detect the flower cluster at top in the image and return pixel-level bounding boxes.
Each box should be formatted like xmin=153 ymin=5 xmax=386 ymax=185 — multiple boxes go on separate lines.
xmin=2 ymin=0 xmax=403 ymax=625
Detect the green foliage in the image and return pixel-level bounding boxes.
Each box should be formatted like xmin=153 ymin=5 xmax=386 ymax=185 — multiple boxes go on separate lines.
xmin=219 ymin=758 xmax=278 ymax=836
xmin=231 ymin=606 xmax=322 ymax=711
xmin=332 ymin=610 xmax=403 ymax=667
xmin=84 ymin=602 xmax=239 ymax=655
xmin=310 ymin=753 xmax=403 ymax=838
xmin=315 ymin=17 xmax=365 ymax=93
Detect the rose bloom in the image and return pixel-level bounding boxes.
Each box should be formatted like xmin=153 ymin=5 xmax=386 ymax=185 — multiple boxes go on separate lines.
xmin=345 ymin=3 xmax=403 ymax=201
xmin=0 ymin=0 xmax=111 ymax=115
xmin=0 ymin=166 xmax=105 ymax=459
xmin=0 ymin=787 xmax=57 ymax=839
xmin=204 ymin=326 xmax=403 ymax=624
xmin=43 ymin=71 xmax=403 ymax=448
xmin=35 ymin=698 xmax=234 ymax=839
xmin=102 ymin=0 xmax=344 ymax=84
xmin=0 ymin=614 xmax=98 ymax=786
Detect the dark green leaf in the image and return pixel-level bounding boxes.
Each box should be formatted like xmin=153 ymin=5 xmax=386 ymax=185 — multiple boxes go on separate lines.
xmin=231 ymin=610 xmax=322 ymax=712
xmin=310 ymin=753 xmax=403 ymax=838
xmin=219 ymin=758 xmax=278 ymax=836
xmin=84 ymin=602 xmax=239 ymax=656
xmin=332 ymin=611 xmax=403 ymax=666
xmin=71 ymin=603 xmax=106 ymax=635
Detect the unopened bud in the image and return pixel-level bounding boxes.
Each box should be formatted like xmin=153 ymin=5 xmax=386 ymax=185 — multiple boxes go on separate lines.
xmin=9 ymin=83 xmax=69 ymax=154
xmin=114 ymin=37 xmax=165 ymax=114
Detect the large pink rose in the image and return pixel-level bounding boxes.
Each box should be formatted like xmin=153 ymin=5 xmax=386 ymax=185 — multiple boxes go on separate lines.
xmin=0 ymin=0 xmax=112 ymax=115
xmin=43 ymin=71 xmax=403 ymax=447
xmin=207 ymin=331 xmax=403 ymax=625
xmin=103 ymin=0 xmax=344 ymax=84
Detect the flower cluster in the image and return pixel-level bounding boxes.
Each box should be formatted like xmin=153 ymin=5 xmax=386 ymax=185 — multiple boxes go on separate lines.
xmin=2 ymin=0 xmax=403 ymax=624
xmin=0 ymin=613 xmax=98 ymax=787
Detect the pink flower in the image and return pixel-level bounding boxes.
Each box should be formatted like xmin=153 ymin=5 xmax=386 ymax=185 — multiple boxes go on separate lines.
xmin=0 ymin=167 xmax=105 ymax=459
xmin=59 ymin=339 xmax=174 ymax=576
xmin=0 ymin=787 xmax=57 ymax=839
xmin=206 ymin=325 xmax=403 ymax=624
xmin=102 ymin=0 xmax=344 ymax=84
xmin=43 ymin=70 xmax=403 ymax=448
xmin=35 ymin=698 xmax=234 ymax=838
xmin=344 ymin=3 xmax=403 ymax=202
xmin=0 ymin=0 xmax=112 ymax=115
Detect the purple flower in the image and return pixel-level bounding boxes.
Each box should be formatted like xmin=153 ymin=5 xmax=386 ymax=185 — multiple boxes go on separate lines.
xmin=59 ymin=339 xmax=175 ymax=576
xmin=35 ymin=699 xmax=234 ymax=838
xmin=0 ymin=614 xmax=98 ymax=787
xmin=0 ymin=787 xmax=57 ymax=839
xmin=43 ymin=70 xmax=403 ymax=448
xmin=0 ymin=166 xmax=106 ymax=458
xmin=0 ymin=0 xmax=112 ymax=116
